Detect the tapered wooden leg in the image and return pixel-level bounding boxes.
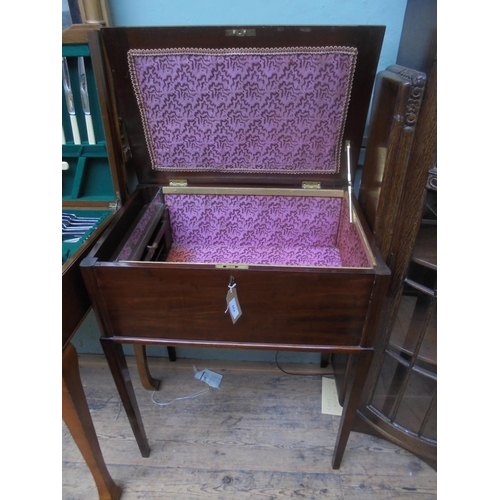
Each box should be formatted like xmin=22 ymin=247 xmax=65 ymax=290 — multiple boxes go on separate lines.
xmin=63 ymin=343 xmax=121 ymax=500
xmin=100 ymin=337 xmax=150 ymax=458
xmin=133 ymin=344 xmax=161 ymax=391
xmin=332 ymin=349 xmax=374 ymax=469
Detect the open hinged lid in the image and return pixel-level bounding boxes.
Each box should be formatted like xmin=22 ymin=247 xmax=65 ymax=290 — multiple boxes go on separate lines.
xmin=62 ymin=26 xmax=137 ymax=268
xmin=97 ymin=26 xmax=385 ymax=189
xmin=62 ymin=25 xmax=130 ymax=209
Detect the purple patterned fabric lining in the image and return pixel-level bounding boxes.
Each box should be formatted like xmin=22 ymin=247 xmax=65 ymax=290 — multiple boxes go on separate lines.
xmin=128 ymin=47 xmax=357 ymax=174
xmin=164 ymin=194 xmax=370 ymax=267
xmin=337 ymin=198 xmax=371 ymax=268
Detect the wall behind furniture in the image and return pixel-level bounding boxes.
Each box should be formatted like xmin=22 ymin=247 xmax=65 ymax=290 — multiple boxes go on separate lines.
xmin=107 ymin=0 xmax=407 ymax=75
xmin=72 ymin=0 xmax=408 ymax=362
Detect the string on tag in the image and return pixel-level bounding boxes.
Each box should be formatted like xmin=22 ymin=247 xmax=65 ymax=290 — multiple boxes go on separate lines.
xmin=224 ymin=284 xmax=236 ymax=312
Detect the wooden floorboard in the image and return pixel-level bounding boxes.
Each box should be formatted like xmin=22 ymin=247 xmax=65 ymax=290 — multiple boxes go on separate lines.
xmin=63 ymin=355 xmax=437 ymax=499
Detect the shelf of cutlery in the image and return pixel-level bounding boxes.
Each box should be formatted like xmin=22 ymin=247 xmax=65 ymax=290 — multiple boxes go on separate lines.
xmin=62 ymin=210 xmax=111 ymax=266
xmin=62 ymin=44 xmax=114 ymax=202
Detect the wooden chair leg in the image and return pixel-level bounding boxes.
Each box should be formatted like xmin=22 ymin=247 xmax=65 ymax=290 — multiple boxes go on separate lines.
xmin=133 ymin=344 xmax=161 ymax=391
xmin=332 ymin=349 xmax=374 ymax=469
xmin=63 ymin=343 xmax=122 ymax=500
xmin=100 ymin=337 xmax=150 ymax=458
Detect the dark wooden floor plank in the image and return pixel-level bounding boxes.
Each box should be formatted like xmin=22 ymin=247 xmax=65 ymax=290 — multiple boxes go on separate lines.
xmin=63 ymin=462 xmax=345 ymax=499
xmin=63 ymin=355 xmax=437 ymax=499
xmin=341 ymin=474 xmax=437 ymax=499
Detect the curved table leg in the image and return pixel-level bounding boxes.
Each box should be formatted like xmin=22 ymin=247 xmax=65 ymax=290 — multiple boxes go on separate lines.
xmin=63 ymin=343 xmax=121 ymax=500
xmin=133 ymin=344 xmax=161 ymax=391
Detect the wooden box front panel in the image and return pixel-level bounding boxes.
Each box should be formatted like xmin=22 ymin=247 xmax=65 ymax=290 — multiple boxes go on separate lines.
xmin=89 ymin=263 xmax=376 ymax=347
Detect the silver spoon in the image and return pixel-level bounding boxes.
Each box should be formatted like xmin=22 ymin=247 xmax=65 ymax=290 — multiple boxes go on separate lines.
xmin=62 ymin=213 xmax=100 ymax=223
xmin=62 ymin=222 xmax=94 ymax=230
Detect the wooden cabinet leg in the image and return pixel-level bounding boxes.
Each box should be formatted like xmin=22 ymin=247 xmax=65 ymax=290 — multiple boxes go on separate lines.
xmin=332 ymin=349 xmax=374 ymax=469
xmin=63 ymin=343 xmax=122 ymax=500
xmin=100 ymin=338 xmax=150 ymax=458
xmin=320 ymin=352 xmax=330 ymax=368
xmin=133 ymin=344 xmax=161 ymax=391
xmin=167 ymin=346 xmax=177 ymax=362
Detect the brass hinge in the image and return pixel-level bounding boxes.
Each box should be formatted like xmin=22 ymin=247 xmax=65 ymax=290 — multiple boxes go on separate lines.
xmin=302 ymin=181 xmax=321 ymax=190
xmin=109 ymin=192 xmax=121 ymax=210
xmin=169 ymin=179 xmax=188 ymax=188
xmin=122 ymin=146 xmax=131 ymax=162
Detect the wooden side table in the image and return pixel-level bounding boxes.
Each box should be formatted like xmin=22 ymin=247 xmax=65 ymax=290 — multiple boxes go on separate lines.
xmin=62 ymin=23 xmax=124 ymax=499
xmin=63 ymin=343 xmax=121 ymax=500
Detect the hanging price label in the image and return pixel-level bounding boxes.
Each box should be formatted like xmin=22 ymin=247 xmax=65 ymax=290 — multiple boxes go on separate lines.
xmin=225 ymin=277 xmax=242 ymax=324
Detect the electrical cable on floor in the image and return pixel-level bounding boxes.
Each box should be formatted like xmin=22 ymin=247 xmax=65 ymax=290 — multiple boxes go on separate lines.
xmin=115 ymin=400 xmax=122 ymax=421
xmin=151 ymin=387 xmax=210 ymax=406
xmin=274 ymin=351 xmax=333 ymax=376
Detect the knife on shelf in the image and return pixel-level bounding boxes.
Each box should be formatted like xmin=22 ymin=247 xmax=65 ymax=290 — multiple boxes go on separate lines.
xmin=78 ymin=57 xmax=96 ymax=144
xmin=62 ymin=57 xmax=81 ymax=145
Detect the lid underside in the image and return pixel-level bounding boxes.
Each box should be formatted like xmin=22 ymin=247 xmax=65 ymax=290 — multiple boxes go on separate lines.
xmin=128 ymin=46 xmax=357 ymax=175
xmin=99 ymin=26 xmax=385 ymax=187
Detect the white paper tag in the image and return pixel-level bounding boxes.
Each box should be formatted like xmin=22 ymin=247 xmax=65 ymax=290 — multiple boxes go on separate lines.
xmin=321 ymin=377 xmax=342 ymax=415
xmin=193 ymin=366 xmax=223 ymax=389
xmin=226 ymin=286 xmax=242 ymax=324
xmin=228 ymin=297 xmax=240 ymax=319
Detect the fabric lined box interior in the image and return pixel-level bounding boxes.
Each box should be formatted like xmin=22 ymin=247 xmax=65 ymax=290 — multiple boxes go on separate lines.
xmin=162 ymin=193 xmax=371 ymax=268
xmin=115 ymin=45 xmax=372 ymax=269
xmin=115 ymin=191 xmax=371 ymax=268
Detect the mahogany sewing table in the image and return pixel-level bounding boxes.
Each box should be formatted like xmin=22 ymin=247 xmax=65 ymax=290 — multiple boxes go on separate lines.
xmin=81 ymin=25 xmax=390 ymax=470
